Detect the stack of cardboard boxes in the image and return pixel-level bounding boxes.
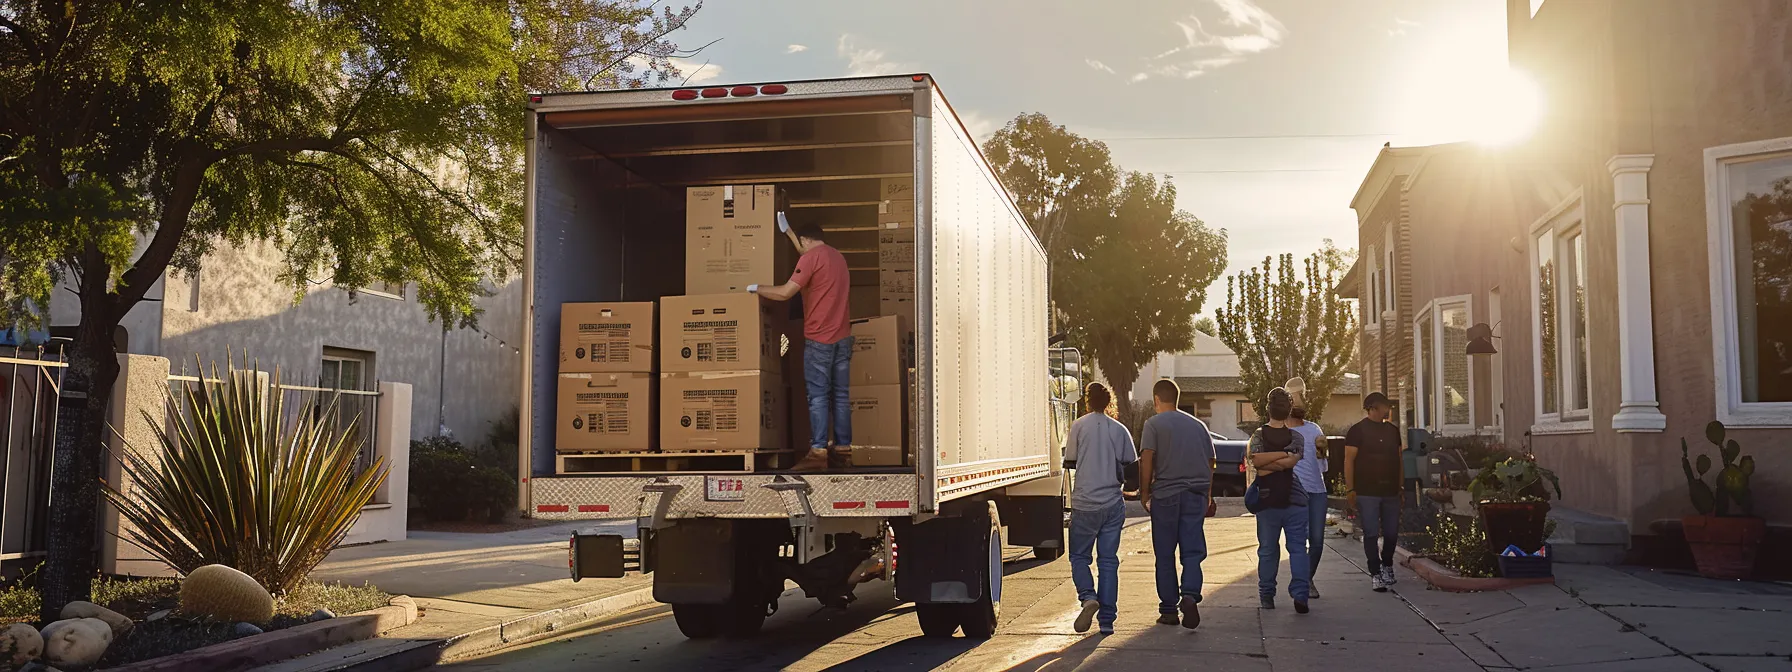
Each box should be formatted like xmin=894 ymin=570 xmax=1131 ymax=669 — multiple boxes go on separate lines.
xmin=553 ymin=182 xmax=914 ymax=468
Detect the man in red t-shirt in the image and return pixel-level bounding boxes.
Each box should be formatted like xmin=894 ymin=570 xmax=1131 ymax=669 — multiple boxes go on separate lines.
xmin=749 ymin=222 xmax=852 ymax=471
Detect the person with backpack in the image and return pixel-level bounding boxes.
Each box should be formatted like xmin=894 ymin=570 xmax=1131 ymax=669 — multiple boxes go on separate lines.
xmin=1063 ymin=383 xmax=1136 ymax=635
xmin=1249 ymin=387 xmax=1312 ymax=613
xmin=1284 ymin=379 xmax=1330 ymax=599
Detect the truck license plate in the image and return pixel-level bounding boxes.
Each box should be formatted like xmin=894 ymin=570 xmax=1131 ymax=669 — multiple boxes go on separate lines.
xmin=705 ymin=477 xmax=745 ymax=502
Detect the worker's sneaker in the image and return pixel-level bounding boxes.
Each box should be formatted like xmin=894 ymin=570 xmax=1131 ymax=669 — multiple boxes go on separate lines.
xmin=1156 ymin=613 xmax=1180 ymax=626
xmin=1307 ymin=583 xmax=1320 ymax=599
xmin=1371 ymin=573 xmax=1389 ymax=592
xmin=1098 ymin=622 xmax=1114 ymax=635
xmin=1073 ymin=599 xmax=1099 ymax=633
xmin=1178 ymin=595 xmax=1201 ymax=630
xmin=1259 ymin=596 xmax=1275 ymax=610
xmin=1294 ymin=600 xmax=1310 ymax=614
xmin=790 ymin=449 xmax=830 ymax=472
xmin=1381 ymin=567 xmax=1399 ymax=586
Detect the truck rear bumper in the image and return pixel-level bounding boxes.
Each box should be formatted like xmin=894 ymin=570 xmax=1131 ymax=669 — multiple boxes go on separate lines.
xmin=531 ymin=473 xmax=921 ymax=520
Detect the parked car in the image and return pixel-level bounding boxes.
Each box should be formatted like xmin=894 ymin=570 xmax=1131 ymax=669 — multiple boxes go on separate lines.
xmin=1212 ymin=432 xmax=1249 ymax=497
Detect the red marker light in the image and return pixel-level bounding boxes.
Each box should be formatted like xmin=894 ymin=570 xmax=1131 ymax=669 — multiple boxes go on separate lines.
xmin=671 ymin=89 xmax=699 ymax=100
xmin=911 ymin=75 xmax=926 ymax=82
xmin=761 ymin=84 xmax=788 ymax=95
xmin=528 ymin=94 xmax=543 ymax=103
xmin=700 ymin=87 xmax=727 ymax=98
xmin=730 ymin=85 xmax=758 ymax=97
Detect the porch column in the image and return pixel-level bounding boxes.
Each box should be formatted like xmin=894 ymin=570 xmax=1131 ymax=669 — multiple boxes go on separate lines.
xmin=1607 ymin=154 xmax=1667 ymax=432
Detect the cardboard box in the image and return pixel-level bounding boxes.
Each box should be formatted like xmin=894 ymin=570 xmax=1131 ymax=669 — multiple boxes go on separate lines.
xmin=879 ymin=268 xmax=915 ymax=300
xmin=879 ymin=297 xmax=914 ymax=317
xmin=559 ymin=302 xmax=655 ymax=373
xmin=660 ymin=293 xmax=781 ymax=373
xmin=660 ymin=370 xmax=786 ymax=452
xmin=686 ymin=185 xmax=794 ymax=294
xmin=878 ymin=227 xmax=914 ymax=269
xmin=850 ymin=315 xmax=911 ymax=386
xmin=850 ymin=445 xmax=904 ymax=467
xmin=556 ymin=373 xmax=654 ymax=452
xmin=849 ymin=383 xmax=905 ymax=454
xmin=878 ymin=177 xmax=914 ymax=217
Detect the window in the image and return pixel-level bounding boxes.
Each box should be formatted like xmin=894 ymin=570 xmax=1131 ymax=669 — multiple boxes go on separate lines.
xmin=1414 ymin=296 xmax=1475 ymax=434
xmin=320 ymin=347 xmax=377 ymax=471
xmin=1705 ymin=139 xmax=1792 ymax=425
xmin=353 ymin=281 xmax=406 ymax=301
xmin=1531 ymin=192 xmax=1592 ymax=432
xmin=1235 ymin=400 xmax=1255 ymax=425
xmin=1366 ymin=245 xmax=1381 ymax=327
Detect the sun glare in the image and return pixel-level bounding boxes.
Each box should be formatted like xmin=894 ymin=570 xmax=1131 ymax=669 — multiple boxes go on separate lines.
xmin=1470 ymin=68 xmax=1544 ymax=146
xmin=1395 ymin=61 xmax=1546 ymax=148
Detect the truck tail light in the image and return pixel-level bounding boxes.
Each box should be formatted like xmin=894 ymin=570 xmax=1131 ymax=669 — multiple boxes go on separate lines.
xmin=730 ymin=85 xmax=757 ymax=97
xmin=700 ymin=87 xmax=727 ymax=98
xmin=672 ymin=89 xmax=698 ymax=100
xmin=761 ymin=84 xmax=788 ymax=95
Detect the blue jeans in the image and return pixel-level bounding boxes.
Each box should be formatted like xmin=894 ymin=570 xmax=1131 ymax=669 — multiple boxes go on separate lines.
xmin=1256 ymin=505 xmax=1311 ymax=601
xmin=1149 ymin=489 xmax=1208 ymax=614
xmin=1069 ymin=501 xmax=1125 ymax=626
xmin=1358 ymin=495 xmax=1400 ymax=573
xmin=802 ymin=336 xmax=853 ymax=450
xmin=1306 ymin=494 xmax=1328 ymax=576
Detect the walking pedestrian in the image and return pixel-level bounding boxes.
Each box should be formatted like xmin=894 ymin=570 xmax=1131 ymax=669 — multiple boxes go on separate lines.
xmin=1250 ymin=387 xmax=1311 ymax=613
xmin=1064 ymin=383 xmax=1136 ymax=635
xmin=749 ymin=221 xmax=851 ymax=472
xmin=1344 ymin=392 xmax=1403 ymax=592
xmin=1285 ymin=379 xmax=1329 ymax=599
xmin=1137 ymin=379 xmax=1214 ymax=629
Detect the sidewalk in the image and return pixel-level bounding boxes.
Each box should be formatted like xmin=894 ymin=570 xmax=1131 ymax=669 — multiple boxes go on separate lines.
xmin=308 ymin=520 xmax=645 ymax=641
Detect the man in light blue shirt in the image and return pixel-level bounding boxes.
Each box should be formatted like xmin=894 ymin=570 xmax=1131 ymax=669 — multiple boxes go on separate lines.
xmin=1064 ymin=382 xmax=1136 ymax=635
xmin=1287 ymin=381 xmax=1330 ymax=599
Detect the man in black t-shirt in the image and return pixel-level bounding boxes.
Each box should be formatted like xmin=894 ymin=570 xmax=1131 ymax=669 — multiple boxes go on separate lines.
xmin=1344 ymin=392 xmax=1403 ymax=592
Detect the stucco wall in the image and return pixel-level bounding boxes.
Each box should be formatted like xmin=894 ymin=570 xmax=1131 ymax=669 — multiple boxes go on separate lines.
xmin=158 ymin=240 xmax=522 ymax=445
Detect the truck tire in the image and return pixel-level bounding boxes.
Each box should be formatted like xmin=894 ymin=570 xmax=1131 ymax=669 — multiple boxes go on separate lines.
xmin=916 ymin=603 xmax=959 ymax=637
xmin=959 ymin=502 xmax=1003 ymax=639
xmin=726 ymin=597 xmax=767 ymax=636
xmin=672 ymin=603 xmax=723 ymax=639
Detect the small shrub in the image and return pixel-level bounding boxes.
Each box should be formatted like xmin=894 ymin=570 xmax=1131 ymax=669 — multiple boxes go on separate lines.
xmin=411 ymin=436 xmax=514 ymax=522
xmin=1429 ymin=514 xmax=1496 ymax=578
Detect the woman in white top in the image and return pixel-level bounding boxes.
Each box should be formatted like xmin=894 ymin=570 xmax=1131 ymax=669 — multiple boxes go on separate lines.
xmin=1285 ymin=379 xmax=1329 ymax=599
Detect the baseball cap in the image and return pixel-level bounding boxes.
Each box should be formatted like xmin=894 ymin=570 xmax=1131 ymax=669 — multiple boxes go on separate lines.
xmin=1364 ymin=392 xmax=1392 ymax=409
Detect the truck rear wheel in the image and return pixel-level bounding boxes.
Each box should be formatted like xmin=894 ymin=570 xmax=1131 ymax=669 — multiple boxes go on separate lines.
xmin=916 ymin=603 xmax=959 ymax=637
xmin=672 ymin=604 xmax=723 ymax=639
xmin=726 ymin=597 xmax=768 ymax=636
xmin=958 ymin=504 xmax=1003 ymax=639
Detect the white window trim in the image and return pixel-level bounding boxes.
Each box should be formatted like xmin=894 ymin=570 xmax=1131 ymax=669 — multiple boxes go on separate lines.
xmin=1705 ymin=137 xmax=1792 ymax=427
xmin=1366 ymin=244 xmax=1381 ymax=329
xmin=1413 ymin=295 xmax=1476 ymax=436
xmin=1529 ymin=189 xmax=1594 ymax=435
xmin=1383 ymin=228 xmax=1397 ymax=324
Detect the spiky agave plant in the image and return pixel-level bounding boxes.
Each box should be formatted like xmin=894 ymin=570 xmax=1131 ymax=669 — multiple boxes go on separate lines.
xmin=104 ymin=361 xmax=388 ymax=594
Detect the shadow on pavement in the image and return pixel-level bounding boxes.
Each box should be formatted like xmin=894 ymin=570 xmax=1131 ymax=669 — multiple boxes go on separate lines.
xmin=816 ymin=635 xmax=982 ymax=671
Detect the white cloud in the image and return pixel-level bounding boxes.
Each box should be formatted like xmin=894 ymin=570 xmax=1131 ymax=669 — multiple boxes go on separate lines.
xmin=1120 ymin=0 xmax=1286 ymax=83
xmin=1085 ymin=59 xmax=1115 ymax=74
xmin=668 ymin=57 xmax=723 ymax=84
xmin=1388 ymin=17 xmax=1420 ymax=36
xmin=786 ymin=44 xmax=808 ymax=54
xmin=837 ymin=34 xmax=918 ymax=76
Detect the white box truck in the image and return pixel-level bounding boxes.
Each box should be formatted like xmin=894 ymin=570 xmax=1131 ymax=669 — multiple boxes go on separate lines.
xmin=521 ymin=74 xmax=1083 ymax=639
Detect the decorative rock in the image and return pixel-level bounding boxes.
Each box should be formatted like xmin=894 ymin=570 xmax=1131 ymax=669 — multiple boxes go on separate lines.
xmin=19 ymin=662 xmax=64 ymax=672
xmin=60 ymin=601 xmax=133 ymax=638
xmin=308 ymin=608 xmax=336 ymax=623
xmin=145 ymin=609 xmax=171 ymax=622
xmin=39 ymin=618 xmax=112 ymax=670
xmin=180 ymin=564 xmax=274 ymax=624
xmin=387 ymin=595 xmax=418 ymax=622
xmin=231 ymin=622 xmax=263 ymax=637
xmin=1 ymin=622 xmax=44 ymax=669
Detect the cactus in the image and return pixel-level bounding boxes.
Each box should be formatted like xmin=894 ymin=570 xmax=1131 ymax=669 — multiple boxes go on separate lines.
xmin=1681 ymin=421 xmax=1755 ymax=517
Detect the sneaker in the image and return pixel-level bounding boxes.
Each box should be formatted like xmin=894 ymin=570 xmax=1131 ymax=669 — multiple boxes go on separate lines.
xmin=1098 ymin=622 xmax=1115 ymax=635
xmin=1371 ymin=573 xmax=1389 ymax=592
xmin=1381 ymin=567 xmax=1399 ymax=586
xmin=1294 ymin=600 xmax=1310 ymax=614
xmin=1073 ymin=599 xmax=1099 ymax=633
xmin=790 ymin=449 xmax=830 ymax=472
xmin=1156 ymin=613 xmax=1180 ymax=626
xmin=1178 ymin=595 xmax=1201 ymax=630
xmin=1307 ymin=583 xmax=1320 ymax=599
xmin=1259 ymin=596 xmax=1276 ymax=610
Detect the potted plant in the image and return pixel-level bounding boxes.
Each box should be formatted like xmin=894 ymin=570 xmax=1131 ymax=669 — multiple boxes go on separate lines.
xmin=1680 ymin=421 xmax=1761 ymax=580
xmin=1468 ymin=456 xmax=1562 ymax=555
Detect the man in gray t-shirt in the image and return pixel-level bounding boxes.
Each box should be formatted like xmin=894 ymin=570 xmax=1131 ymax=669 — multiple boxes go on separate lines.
xmin=1064 ymin=383 xmax=1136 ymax=634
xmin=1138 ymin=379 xmax=1215 ymax=629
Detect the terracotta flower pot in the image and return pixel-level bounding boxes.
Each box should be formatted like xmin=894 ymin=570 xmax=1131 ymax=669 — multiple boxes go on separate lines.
xmin=1478 ymin=500 xmax=1551 ymax=555
xmin=1681 ymin=515 xmax=1765 ymax=580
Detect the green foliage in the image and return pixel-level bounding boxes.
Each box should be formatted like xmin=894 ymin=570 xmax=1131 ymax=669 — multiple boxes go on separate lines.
xmin=1681 ymin=420 xmax=1755 ymax=517
xmin=986 ymin=114 xmax=1228 ymax=418
xmin=1468 ymin=456 xmax=1561 ymax=504
xmin=1214 ymin=244 xmax=1357 ymax=424
xmin=105 ymin=362 xmax=388 ymax=594
xmin=1429 ymin=514 xmax=1496 ymax=578
xmin=1194 ymin=316 xmax=1217 ymax=336
xmin=411 ymin=436 xmax=515 ymax=522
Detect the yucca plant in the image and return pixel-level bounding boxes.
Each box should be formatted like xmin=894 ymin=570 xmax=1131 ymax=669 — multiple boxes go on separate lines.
xmin=104 ymin=361 xmax=388 ymax=594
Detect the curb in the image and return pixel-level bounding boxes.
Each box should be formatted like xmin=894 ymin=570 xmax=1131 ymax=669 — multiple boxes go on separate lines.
xmin=1395 ymin=546 xmax=1555 ymax=593
xmin=111 ymin=596 xmax=419 ymax=672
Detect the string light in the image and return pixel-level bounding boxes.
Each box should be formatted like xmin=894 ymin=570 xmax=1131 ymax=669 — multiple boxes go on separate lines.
xmin=462 ymin=324 xmax=523 ymax=355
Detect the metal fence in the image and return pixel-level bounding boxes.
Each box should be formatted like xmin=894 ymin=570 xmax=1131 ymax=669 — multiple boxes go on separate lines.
xmin=0 ymin=344 xmax=66 ymax=568
xmin=163 ymin=375 xmax=382 ymax=475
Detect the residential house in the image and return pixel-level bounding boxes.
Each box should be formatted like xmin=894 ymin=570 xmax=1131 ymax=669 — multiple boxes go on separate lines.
xmin=1125 ymin=330 xmax=1364 ymax=439
xmin=1345 ymin=0 xmax=1792 ymax=567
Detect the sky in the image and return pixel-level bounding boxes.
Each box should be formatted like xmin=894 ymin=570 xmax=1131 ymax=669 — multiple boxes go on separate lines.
xmin=666 ymin=0 xmax=1515 ymax=315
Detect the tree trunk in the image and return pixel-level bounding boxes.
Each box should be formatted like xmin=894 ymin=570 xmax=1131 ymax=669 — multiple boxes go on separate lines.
xmin=39 ymin=303 xmax=122 ymax=622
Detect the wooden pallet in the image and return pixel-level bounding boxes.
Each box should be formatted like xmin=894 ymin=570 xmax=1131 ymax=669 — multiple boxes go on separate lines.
xmin=556 ymin=449 xmax=799 ymax=474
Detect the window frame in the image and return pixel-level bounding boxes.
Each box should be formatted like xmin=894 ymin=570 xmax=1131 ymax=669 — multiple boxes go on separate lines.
xmin=1705 ymin=137 xmax=1792 ymax=427
xmin=1414 ymin=295 xmax=1476 ymax=436
xmin=1529 ymin=190 xmax=1594 ymax=435
xmin=1366 ymin=244 xmax=1381 ymax=329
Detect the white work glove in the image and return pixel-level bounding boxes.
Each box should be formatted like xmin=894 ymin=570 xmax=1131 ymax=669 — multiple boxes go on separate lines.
xmin=746 ymin=284 xmax=760 ymax=293
xmin=776 ymin=212 xmax=790 ymax=233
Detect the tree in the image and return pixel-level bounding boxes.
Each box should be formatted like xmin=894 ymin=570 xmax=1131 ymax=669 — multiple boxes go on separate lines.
xmin=1194 ymin=316 xmax=1217 ymax=336
xmin=1056 ymin=173 xmax=1228 ymax=419
xmin=1214 ymin=246 xmax=1357 ymax=426
xmin=0 ymin=0 xmax=699 ymax=620
xmin=984 ymin=113 xmax=1118 ymax=275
